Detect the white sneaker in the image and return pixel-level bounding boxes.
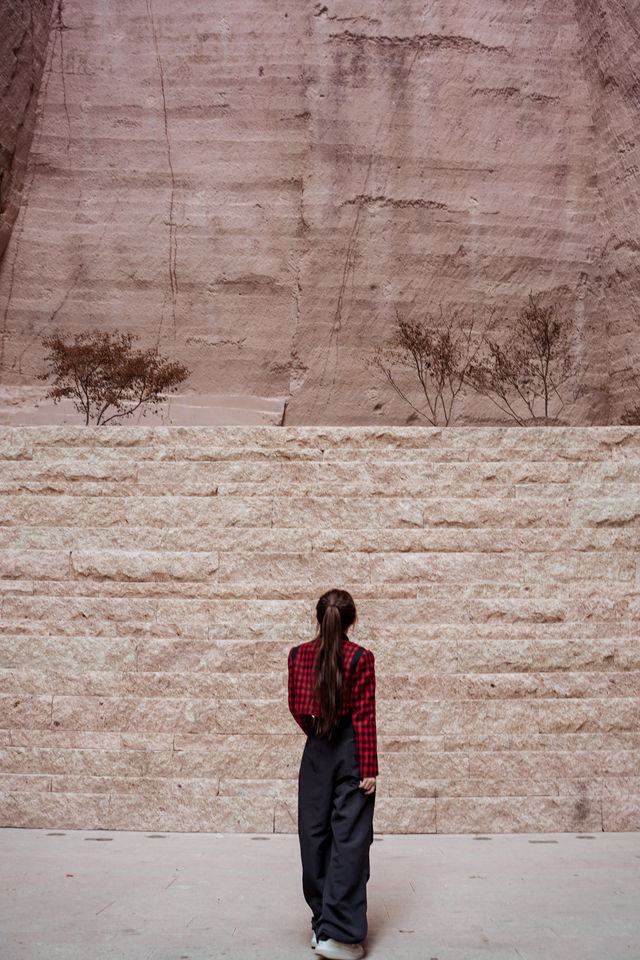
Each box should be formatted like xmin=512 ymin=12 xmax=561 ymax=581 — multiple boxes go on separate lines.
xmin=311 ymin=931 xmax=317 ymax=949
xmin=315 ymin=937 xmax=365 ymax=960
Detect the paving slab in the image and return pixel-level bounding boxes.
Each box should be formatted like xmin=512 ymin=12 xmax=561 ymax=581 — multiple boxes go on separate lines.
xmin=2 ymin=829 xmax=639 ymax=960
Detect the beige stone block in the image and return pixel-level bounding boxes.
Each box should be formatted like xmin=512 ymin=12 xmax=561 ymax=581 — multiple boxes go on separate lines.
xmin=380 ymin=752 xmax=470 ymax=780
xmin=49 ymin=775 xmax=219 ymax=796
xmin=0 ymin=773 xmax=52 ymax=792
xmin=0 ymin=432 xmax=33 ymax=461
xmin=515 ymin=481 xmax=640 ymax=498
xmin=373 ymin=798 xmax=436 ymax=833
xmin=535 ymin=697 xmax=639 ymax=733
xmin=30 ymin=425 xmax=149 ymax=453
xmin=221 ymin=476 xmax=455 ymax=499
xmin=437 ymin=461 xmax=578 ymax=485
xmin=458 ymin=594 xmax=624 ymax=624
xmin=615 ymin=638 xmax=640 ymax=669
xmin=0 ymin=459 xmax=138 ymax=483
xmin=311 ymin=526 xmax=639 ymax=554
xmin=51 ymin=694 xmax=218 ymax=733
xmin=370 ymin=551 xmax=526 ymax=583
xmin=271 ymin=495 xmax=423 ymax=528
xmin=523 ymin=550 xmax=635 ymax=582
xmin=0 ymin=791 xmax=110 ymax=829
xmin=443 ymin=670 xmax=640 ymax=700
xmin=420 ymin=496 xmax=571 ymax=528
xmin=218 ymin=778 xmax=297 ymax=799
xmin=282 ymin=459 xmax=436 ymax=486
xmin=451 ymin=696 xmax=640 ymax=737
xmin=369 ymin=640 xmax=457 ymax=674
xmin=629 ymin=595 xmax=640 ymax=621
xmin=387 ymin=778 xmax=561 ymax=798
xmin=218 ymin=551 xmax=371 ymax=584
xmin=0 ymin=493 xmax=275 ymax=527
xmin=122 ymin=670 xmax=285 ymax=700
xmin=0 ymin=667 xmax=124 ymax=698
xmin=119 ymin=732 xmax=174 ymax=750
xmin=378 ymin=736 xmax=445 ymax=753
xmin=171 ymin=734 xmax=302 ymax=779
xmin=553 ymin=777 xmax=632 ymax=799
xmin=467 ymin=750 xmax=639 ymax=779
xmin=457 ymin=637 xmax=616 ymax=673
xmin=8 ymin=730 xmax=124 ymax=749
xmin=0 ymin=525 xmax=165 ymax=551
xmin=1 ymin=635 xmax=136 ymax=671
xmin=0 ymin=743 xmax=176 ymax=777
xmin=442 ymin=699 xmax=539 ymax=734
xmin=3 ymin=594 xmax=158 ymax=626
xmin=602 ymin=796 xmax=640 ymax=830
xmin=0 ymin=550 xmax=70 ymax=580
xmin=0 ymin=578 xmax=34 ymax=594
xmin=378 ymin=674 xmax=447 ymax=700
xmin=107 ymin=793 xmax=275 ymax=831
xmin=137 ymin=460 xmax=280 ymax=485
xmin=0 ymin=694 xmax=52 ymax=728
xmin=378 ymin=701 xmax=445 ymax=735
xmin=214 ymin=699 xmax=292 ymax=734
xmin=436 ymin=796 xmax=603 ymax=832
xmin=70 ymin=549 xmax=220 ymax=582
xmin=572 ymin=497 xmax=640 ymax=527
xmin=135 ymin=638 xmax=290 ymax=674
xmin=0 ymin=477 xmax=140 ymax=497
xmin=445 ymin=732 xmax=640 ymax=751
xmin=155 ymin=597 xmax=310 ymax=630
xmin=601 ymin=776 xmax=640 ymax=795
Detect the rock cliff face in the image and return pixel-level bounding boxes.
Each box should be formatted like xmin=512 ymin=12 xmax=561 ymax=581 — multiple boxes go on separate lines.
xmin=574 ymin=0 xmax=640 ymax=421
xmin=0 ymin=0 xmax=55 ymax=260
xmin=0 ymin=1 xmax=638 ymax=425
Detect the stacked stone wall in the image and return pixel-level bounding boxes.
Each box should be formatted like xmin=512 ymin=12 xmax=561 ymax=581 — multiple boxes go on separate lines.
xmin=0 ymin=426 xmax=638 ymax=832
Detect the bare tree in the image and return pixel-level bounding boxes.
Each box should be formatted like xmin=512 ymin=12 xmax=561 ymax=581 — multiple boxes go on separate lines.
xmin=37 ymin=327 xmax=190 ymax=425
xmin=463 ymin=293 xmax=580 ymax=425
xmin=364 ymin=306 xmax=490 ymax=425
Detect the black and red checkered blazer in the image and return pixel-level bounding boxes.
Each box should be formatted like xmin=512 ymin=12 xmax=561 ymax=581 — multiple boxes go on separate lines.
xmin=288 ymin=635 xmax=379 ymax=779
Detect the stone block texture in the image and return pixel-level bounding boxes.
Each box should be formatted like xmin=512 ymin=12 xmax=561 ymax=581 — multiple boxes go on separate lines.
xmin=0 ymin=1 xmax=640 ymax=424
xmin=0 ymin=424 xmax=639 ymax=833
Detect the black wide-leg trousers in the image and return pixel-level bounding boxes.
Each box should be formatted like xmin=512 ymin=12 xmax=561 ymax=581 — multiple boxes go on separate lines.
xmin=297 ymin=714 xmax=375 ymax=944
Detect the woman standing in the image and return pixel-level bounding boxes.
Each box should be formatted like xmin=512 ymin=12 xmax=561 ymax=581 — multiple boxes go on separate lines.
xmin=288 ymin=588 xmax=378 ymax=960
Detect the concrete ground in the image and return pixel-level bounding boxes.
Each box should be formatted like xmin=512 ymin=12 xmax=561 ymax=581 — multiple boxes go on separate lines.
xmin=2 ymin=829 xmax=639 ymax=960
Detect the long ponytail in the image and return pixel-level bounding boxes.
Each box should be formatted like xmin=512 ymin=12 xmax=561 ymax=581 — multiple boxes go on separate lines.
xmin=312 ymin=589 xmax=356 ymax=737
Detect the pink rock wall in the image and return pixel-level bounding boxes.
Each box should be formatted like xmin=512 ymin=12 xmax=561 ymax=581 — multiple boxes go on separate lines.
xmin=0 ymin=0 xmax=55 ymax=259
xmin=574 ymin=0 xmax=640 ymax=421
xmin=0 ymin=0 xmax=638 ymax=424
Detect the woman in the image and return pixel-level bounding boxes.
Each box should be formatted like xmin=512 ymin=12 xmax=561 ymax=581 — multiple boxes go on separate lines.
xmin=288 ymin=588 xmax=378 ymax=960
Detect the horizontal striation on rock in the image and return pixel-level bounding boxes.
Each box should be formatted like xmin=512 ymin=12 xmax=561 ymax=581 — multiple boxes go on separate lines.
xmin=0 ymin=2 xmax=638 ymax=423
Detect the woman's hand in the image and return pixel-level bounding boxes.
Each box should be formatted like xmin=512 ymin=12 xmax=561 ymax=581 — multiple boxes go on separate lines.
xmin=359 ymin=777 xmax=376 ymax=795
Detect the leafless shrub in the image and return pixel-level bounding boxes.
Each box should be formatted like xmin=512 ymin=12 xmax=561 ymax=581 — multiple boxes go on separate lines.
xmin=364 ymin=306 xmax=489 ymax=425
xmin=37 ymin=327 xmax=190 ymax=425
xmin=463 ymin=293 xmax=580 ymax=424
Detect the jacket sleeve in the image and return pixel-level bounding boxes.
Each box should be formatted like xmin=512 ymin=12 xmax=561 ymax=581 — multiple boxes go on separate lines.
xmin=288 ymin=646 xmax=312 ymax=735
xmin=351 ymin=648 xmax=379 ymax=779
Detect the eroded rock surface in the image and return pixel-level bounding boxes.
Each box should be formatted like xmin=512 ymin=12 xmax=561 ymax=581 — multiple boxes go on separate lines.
xmin=0 ymin=1 xmax=638 ymax=424
xmin=0 ymin=0 xmax=55 ymax=260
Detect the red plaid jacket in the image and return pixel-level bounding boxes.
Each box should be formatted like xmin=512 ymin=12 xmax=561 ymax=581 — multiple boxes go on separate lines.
xmin=288 ymin=635 xmax=379 ymax=779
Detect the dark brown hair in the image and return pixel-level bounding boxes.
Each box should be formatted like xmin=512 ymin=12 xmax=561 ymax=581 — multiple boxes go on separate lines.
xmin=312 ymin=588 xmax=357 ymax=737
